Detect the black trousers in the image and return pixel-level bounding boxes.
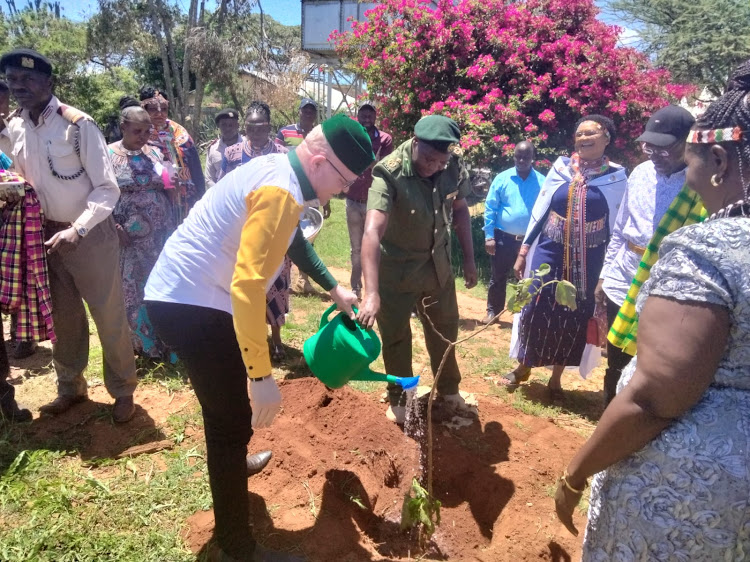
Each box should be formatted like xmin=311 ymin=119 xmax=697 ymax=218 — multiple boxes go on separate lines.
xmin=486 ymin=228 xmax=522 ymax=315
xmin=604 ymin=296 xmax=634 ymax=405
xmin=146 ymin=301 xmax=256 ymax=560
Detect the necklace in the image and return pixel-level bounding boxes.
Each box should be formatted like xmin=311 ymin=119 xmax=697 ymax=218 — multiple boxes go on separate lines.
xmin=119 ymin=142 xmax=143 ymax=156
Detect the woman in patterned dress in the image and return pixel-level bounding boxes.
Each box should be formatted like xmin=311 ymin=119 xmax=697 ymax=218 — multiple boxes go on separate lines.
xmin=555 ymin=61 xmax=750 ymax=560
xmin=139 ymin=86 xmax=205 ymax=220
xmin=220 ymin=101 xmax=291 ymax=362
xmin=505 ymin=115 xmax=627 ymax=400
xmin=109 ymin=106 xmax=177 ymax=361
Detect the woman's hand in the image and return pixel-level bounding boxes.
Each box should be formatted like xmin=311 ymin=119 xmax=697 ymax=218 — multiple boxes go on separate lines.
xmin=594 ymin=279 xmax=607 ymax=309
xmin=554 ymin=476 xmax=583 ymax=536
xmin=513 ymin=255 xmax=526 ymax=280
xmin=115 ymin=224 xmax=131 ymax=247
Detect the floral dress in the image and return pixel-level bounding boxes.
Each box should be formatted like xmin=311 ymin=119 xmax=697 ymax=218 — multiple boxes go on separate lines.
xmin=583 ymin=218 xmax=750 ymax=561
xmin=109 ymin=142 xmax=178 ymax=360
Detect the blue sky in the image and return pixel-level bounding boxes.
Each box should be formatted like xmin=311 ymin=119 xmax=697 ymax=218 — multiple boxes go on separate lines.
xmin=53 ymin=0 xmax=303 ymax=26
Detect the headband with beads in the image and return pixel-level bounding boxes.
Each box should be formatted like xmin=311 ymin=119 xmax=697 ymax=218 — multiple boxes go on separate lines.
xmin=687 ymin=126 xmax=743 ymax=144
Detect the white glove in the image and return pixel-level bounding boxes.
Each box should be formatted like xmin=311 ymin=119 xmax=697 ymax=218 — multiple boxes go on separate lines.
xmin=248 ymin=376 xmax=282 ymax=428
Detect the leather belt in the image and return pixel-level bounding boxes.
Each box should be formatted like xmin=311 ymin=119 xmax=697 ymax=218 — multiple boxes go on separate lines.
xmin=627 ymin=240 xmax=646 ymax=256
xmin=347 ymin=197 xmax=368 ymax=204
xmin=497 ymin=229 xmax=524 ymax=242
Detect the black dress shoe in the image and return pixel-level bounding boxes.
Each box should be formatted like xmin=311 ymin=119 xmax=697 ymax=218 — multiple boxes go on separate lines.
xmin=39 ymin=394 xmax=88 ymax=416
xmin=13 ymin=341 xmax=37 ymax=360
xmin=246 ymin=450 xmax=272 ymax=477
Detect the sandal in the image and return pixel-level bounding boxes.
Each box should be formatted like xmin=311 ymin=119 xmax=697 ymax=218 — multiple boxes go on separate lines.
xmin=548 ymin=386 xmax=565 ymax=404
xmin=271 ymin=344 xmax=286 ymax=362
xmin=501 ymin=366 xmax=532 ymax=386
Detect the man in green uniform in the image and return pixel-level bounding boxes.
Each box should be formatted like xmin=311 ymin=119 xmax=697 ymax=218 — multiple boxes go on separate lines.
xmin=357 ymin=115 xmax=478 ymax=424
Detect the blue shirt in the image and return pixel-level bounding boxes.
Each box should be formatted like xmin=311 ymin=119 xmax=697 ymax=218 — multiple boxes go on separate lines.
xmin=483 ymin=166 xmax=545 ymax=238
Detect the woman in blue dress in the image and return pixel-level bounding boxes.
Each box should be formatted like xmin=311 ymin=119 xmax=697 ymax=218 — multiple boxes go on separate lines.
xmin=505 ymin=115 xmax=627 ymax=400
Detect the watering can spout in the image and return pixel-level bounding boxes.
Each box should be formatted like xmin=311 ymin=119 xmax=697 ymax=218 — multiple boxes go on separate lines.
xmin=350 ymin=370 xmax=420 ymax=391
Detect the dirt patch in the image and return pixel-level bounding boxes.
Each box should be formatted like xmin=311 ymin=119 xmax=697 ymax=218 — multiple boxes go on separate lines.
xmin=5 ymin=269 xmax=604 ymax=560
xmin=182 ymin=378 xmax=587 ymax=561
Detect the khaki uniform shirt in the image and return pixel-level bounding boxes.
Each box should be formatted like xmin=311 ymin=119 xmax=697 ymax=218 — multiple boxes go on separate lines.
xmin=8 ymin=96 xmax=120 ymax=231
xmin=205 ymin=133 xmax=243 ymax=188
xmin=368 ymin=138 xmax=470 ymax=292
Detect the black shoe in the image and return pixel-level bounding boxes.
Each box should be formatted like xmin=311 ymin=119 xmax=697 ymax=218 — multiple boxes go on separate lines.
xmin=13 ymin=341 xmax=37 ymax=359
xmin=246 ymin=450 xmax=272 ymax=477
xmin=0 ymin=402 xmax=32 ymax=423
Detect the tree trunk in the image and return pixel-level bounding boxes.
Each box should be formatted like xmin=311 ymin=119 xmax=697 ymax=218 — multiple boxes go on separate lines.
xmin=148 ymin=0 xmax=175 ymax=109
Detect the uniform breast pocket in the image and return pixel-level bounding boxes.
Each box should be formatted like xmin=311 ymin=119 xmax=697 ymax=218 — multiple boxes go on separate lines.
xmin=47 ymin=140 xmax=82 ymax=176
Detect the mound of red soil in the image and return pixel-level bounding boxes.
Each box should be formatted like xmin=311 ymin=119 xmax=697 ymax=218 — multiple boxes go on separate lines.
xmin=184 ymin=378 xmax=586 ymax=561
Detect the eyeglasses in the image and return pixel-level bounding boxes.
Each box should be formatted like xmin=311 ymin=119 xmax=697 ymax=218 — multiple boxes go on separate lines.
xmin=325 ymin=158 xmax=356 ymax=189
xmin=245 ymin=122 xmax=271 ymax=130
xmin=641 ymin=143 xmax=672 ymax=158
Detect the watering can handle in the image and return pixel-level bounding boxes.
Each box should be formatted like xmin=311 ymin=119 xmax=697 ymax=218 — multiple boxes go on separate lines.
xmin=319 ymin=303 xmax=360 ymax=330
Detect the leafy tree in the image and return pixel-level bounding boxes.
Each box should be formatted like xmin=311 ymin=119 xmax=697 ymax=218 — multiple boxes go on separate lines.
xmin=603 ymin=0 xmax=750 ymax=96
xmin=0 ymin=5 xmax=139 ymax=125
xmin=333 ymin=0 xmax=691 ymax=169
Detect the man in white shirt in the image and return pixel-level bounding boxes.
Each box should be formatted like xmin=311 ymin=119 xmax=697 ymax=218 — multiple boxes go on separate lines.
xmin=2 ymin=48 xmax=137 ymax=422
xmin=204 ymin=107 xmax=242 ymax=188
xmin=595 ymin=105 xmax=695 ymax=404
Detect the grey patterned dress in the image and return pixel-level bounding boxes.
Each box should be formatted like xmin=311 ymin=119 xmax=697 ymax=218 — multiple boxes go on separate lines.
xmin=583 ymin=217 xmax=750 ymax=561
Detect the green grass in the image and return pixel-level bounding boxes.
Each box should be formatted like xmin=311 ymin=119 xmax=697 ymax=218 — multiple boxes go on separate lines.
xmin=0 ymin=447 xmax=209 ymax=561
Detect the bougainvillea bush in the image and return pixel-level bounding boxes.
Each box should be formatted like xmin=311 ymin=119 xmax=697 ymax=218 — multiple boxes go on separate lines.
xmin=332 ymin=0 xmax=692 ymax=170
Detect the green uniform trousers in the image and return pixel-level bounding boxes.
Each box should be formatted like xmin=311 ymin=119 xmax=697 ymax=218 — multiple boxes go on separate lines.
xmin=377 ymin=277 xmax=461 ymax=406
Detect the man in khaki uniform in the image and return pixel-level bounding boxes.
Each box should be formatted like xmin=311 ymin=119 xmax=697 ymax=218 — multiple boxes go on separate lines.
xmin=2 ymin=48 xmax=137 ymax=423
xmin=357 ymin=115 xmax=478 ymax=424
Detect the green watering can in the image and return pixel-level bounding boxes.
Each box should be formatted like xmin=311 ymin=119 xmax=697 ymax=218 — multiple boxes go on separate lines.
xmin=303 ymin=304 xmax=420 ymax=390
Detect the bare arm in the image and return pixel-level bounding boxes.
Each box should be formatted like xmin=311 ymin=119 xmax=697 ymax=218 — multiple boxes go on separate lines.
xmin=356 ymin=209 xmax=389 ymax=328
xmin=565 ymin=295 xmax=729 ymax=490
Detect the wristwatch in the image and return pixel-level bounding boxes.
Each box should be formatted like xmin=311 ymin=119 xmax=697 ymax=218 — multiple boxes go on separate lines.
xmin=73 ymin=223 xmax=88 ymax=237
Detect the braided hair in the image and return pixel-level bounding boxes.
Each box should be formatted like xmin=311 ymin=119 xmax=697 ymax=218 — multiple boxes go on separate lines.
xmin=694 ymin=60 xmax=750 ymax=218
xmin=246 ymin=100 xmax=271 ymax=123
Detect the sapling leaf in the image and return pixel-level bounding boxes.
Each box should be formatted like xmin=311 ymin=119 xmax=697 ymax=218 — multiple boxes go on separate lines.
xmin=555 ymin=280 xmax=578 ymax=310
xmin=535 ymin=263 xmax=551 ymax=277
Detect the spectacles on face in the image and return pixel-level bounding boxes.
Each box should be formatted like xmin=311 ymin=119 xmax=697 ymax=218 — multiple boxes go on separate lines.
xmin=640 ymin=143 xmax=671 ymax=158
xmin=245 ymin=122 xmax=271 ymax=130
xmin=325 ymin=158 xmax=356 ymax=189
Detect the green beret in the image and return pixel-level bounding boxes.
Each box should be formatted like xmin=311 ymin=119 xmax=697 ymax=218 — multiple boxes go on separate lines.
xmin=414 ymin=115 xmax=461 ymax=152
xmin=0 ymin=48 xmax=52 ymax=76
xmin=321 ymin=114 xmax=375 ymax=176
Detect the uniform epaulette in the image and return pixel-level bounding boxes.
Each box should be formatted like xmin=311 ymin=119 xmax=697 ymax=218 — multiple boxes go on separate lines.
xmin=382 ymin=155 xmax=402 ymax=173
xmin=449 ymin=144 xmax=463 ymax=158
xmin=57 ymin=104 xmax=91 ymax=125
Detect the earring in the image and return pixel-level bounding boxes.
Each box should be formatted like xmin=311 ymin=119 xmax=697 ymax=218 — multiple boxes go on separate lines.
xmin=711 ymin=174 xmax=724 ymax=187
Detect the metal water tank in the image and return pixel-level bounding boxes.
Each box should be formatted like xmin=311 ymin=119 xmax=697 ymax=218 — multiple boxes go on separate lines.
xmin=301 ymin=0 xmax=379 ymax=55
